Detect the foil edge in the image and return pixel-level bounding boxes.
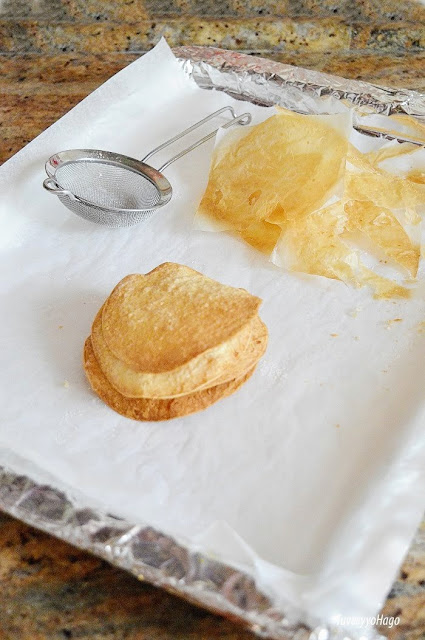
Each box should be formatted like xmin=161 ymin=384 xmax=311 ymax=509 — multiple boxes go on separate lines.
xmin=0 ymin=464 xmax=385 ymax=640
xmin=173 ymin=45 xmax=425 ymax=117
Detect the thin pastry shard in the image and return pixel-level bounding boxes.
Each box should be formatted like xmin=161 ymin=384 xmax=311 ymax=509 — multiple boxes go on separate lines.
xmin=197 ymin=109 xmax=425 ymax=299
xmin=274 ymin=203 xmax=359 ymax=284
xmin=344 ymin=171 xmax=425 ymax=211
xmin=365 ymin=142 xmax=419 ymax=167
xmin=197 ymin=111 xmax=349 ymax=240
xmin=344 ymin=200 xmax=420 ymax=277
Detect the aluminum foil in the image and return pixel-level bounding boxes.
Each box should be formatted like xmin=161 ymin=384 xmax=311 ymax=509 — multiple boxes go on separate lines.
xmin=175 ymin=45 xmax=425 ymax=118
xmin=0 ymin=463 xmax=383 ymax=640
xmin=1 ymin=45 xmax=423 ymax=640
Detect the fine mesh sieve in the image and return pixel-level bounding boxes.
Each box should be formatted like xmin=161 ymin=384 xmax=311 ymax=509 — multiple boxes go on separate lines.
xmin=43 ymin=106 xmax=252 ymax=227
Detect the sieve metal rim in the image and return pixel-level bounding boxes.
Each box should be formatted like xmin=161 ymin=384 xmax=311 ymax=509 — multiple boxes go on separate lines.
xmin=43 ymin=107 xmax=252 ymax=226
xmin=45 ymin=149 xmax=173 ymax=214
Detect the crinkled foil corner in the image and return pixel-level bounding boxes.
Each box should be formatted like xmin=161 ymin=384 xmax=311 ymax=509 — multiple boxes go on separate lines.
xmin=0 ymin=46 xmax=413 ymax=640
xmin=174 ymin=45 xmax=425 ymax=117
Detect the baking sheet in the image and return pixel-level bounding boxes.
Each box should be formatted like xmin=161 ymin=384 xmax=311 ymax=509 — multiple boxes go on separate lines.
xmin=1 ymin=39 xmax=425 ymax=634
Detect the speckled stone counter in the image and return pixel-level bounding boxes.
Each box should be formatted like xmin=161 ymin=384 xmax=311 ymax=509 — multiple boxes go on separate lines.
xmin=1 ymin=0 xmax=425 ymax=164
xmin=1 ymin=1 xmax=425 ymax=638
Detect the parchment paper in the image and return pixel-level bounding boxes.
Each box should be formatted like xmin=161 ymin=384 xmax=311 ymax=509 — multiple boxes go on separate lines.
xmin=1 ymin=39 xmax=425 ymax=626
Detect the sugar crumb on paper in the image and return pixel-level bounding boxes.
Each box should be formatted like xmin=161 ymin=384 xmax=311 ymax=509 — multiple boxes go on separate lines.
xmin=416 ymin=321 xmax=425 ymax=334
xmin=384 ymin=318 xmax=403 ymax=329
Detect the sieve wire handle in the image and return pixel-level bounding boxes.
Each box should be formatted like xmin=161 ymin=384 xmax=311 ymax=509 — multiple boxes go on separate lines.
xmin=43 ymin=177 xmax=73 ymax=196
xmin=140 ymin=106 xmax=252 ymax=172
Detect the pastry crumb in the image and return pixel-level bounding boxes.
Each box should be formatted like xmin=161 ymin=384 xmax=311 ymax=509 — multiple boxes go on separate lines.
xmin=63 ymin=380 xmax=69 ymax=388
xmin=385 ymin=318 xmax=403 ymax=329
xmin=348 ymin=307 xmax=362 ymax=318
xmin=416 ymin=321 xmax=425 ymax=334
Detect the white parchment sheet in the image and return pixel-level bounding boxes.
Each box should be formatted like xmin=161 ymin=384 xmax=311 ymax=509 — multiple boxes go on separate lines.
xmin=1 ymin=39 xmax=425 ymax=625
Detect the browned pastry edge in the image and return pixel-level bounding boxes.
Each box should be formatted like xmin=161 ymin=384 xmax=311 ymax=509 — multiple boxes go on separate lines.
xmin=83 ymin=337 xmax=256 ymax=421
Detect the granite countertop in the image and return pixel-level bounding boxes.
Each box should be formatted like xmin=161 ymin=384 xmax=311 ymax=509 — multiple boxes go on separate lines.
xmin=1 ymin=0 xmax=425 ymax=638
